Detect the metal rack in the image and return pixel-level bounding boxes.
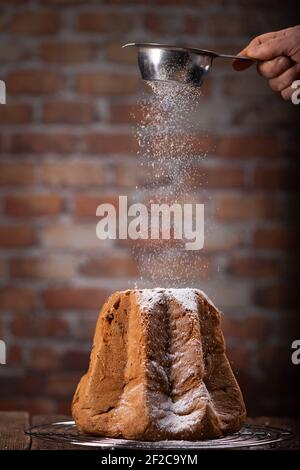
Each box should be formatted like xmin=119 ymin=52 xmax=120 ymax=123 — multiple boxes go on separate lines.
xmin=26 ymin=421 xmax=294 ymax=450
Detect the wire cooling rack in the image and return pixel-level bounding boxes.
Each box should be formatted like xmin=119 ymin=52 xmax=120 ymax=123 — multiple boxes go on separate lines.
xmin=25 ymin=421 xmax=294 ymax=450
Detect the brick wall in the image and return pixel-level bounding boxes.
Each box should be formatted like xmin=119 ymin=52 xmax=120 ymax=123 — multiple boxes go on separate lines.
xmin=0 ymin=0 xmax=299 ymax=417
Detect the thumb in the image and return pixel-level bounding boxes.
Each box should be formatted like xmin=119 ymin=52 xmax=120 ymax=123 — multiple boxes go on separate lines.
xmin=246 ymin=36 xmax=291 ymax=60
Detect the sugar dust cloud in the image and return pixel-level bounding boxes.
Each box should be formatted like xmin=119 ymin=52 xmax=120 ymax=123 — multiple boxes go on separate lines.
xmin=133 ymin=81 xmax=211 ymax=287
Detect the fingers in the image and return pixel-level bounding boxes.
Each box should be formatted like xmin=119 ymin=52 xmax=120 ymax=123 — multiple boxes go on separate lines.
xmin=268 ymin=63 xmax=300 ymax=93
xmin=231 ymin=26 xmax=300 ymax=101
xmin=280 ymin=86 xmax=293 ymax=101
xmin=240 ymin=31 xmax=281 ymax=54
xmin=232 ymin=28 xmax=291 ymax=71
xmin=246 ymin=36 xmax=292 ymax=61
xmin=232 ymin=57 xmax=254 ymax=71
xmin=257 ymin=56 xmax=294 ymax=78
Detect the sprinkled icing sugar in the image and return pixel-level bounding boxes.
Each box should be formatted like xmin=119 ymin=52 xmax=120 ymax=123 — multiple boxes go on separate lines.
xmin=132 ymin=81 xmax=211 ymax=288
xmin=133 ymin=288 xmax=219 ymax=313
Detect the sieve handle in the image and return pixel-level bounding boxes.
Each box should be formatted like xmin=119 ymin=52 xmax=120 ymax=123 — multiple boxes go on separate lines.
xmin=218 ymin=53 xmax=254 ymax=61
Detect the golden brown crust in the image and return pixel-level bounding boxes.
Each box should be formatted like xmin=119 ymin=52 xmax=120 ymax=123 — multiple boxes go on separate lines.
xmin=72 ymin=288 xmax=246 ymax=440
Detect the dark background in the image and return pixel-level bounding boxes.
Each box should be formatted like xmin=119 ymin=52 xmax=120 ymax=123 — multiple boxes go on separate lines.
xmin=0 ymin=0 xmax=299 ymax=417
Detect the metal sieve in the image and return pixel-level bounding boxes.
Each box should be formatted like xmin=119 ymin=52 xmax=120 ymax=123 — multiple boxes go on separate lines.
xmin=123 ymin=42 xmax=252 ymax=87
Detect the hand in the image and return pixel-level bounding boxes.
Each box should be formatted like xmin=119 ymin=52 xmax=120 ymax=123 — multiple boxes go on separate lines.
xmin=232 ymin=25 xmax=300 ymax=101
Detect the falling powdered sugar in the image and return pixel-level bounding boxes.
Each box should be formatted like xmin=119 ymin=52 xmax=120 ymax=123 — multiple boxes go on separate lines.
xmin=133 ymin=81 xmax=211 ymax=287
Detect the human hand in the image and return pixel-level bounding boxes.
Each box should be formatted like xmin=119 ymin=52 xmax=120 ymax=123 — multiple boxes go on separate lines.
xmin=232 ymin=25 xmax=300 ymax=100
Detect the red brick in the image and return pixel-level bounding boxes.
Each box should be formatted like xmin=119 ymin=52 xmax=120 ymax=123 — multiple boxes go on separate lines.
xmin=186 ymin=166 xmax=245 ymax=189
xmin=0 ymin=225 xmax=34 ymax=248
xmin=43 ymin=287 xmax=108 ymax=310
xmin=253 ymin=166 xmax=300 ymax=190
xmin=8 ymin=345 xmax=22 ymax=365
xmin=143 ymin=251 xmax=211 ymax=282
xmin=9 ymin=132 xmax=75 ymax=154
xmin=0 ymin=103 xmax=32 ymax=124
xmin=204 ymin=225 xmax=243 ymax=251
xmin=62 ymin=350 xmax=89 ymax=370
xmin=19 ymin=398 xmax=56 ymax=415
xmin=30 ymin=347 xmax=60 ymax=371
xmin=207 ymin=14 xmax=258 ymax=36
xmin=0 ymin=286 xmax=36 ymax=313
xmin=78 ymin=72 xmax=139 ymax=95
xmin=184 ymin=16 xmax=203 ymax=34
xmin=23 ymin=373 xmax=46 ymax=396
xmin=78 ymin=13 xmax=133 ymax=33
xmin=57 ymin=400 xmax=72 ymax=414
xmin=7 ymin=70 xmax=63 ymax=94
xmin=0 ymin=134 xmax=7 ymax=152
xmin=5 ymin=194 xmax=63 ymax=217
xmin=41 ymin=162 xmax=106 ymax=187
xmin=217 ymin=136 xmax=280 ymax=159
xmin=106 ymin=43 xmax=136 ymax=64
xmin=72 ymin=313 xmax=98 ymax=340
xmin=114 ymin=161 xmax=171 ymax=188
xmin=43 ymin=317 xmax=69 ymax=337
xmin=226 ymin=346 xmax=249 ymax=370
xmin=223 ymin=75 xmax=270 ymax=97
xmin=42 ymin=100 xmax=95 ymax=123
xmin=40 ymin=223 xmax=104 ymax=249
xmin=80 ymin=255 xmax=139 ymax=278
xmin=144 ymin=14 xmax=163 ymax=33
xmin=156 ymin=0 xmax=198 ymax=3
xmin=222 ymin=315 xmax=272 ymax=341
xmin=215 ymin=194 xmax=282 ymax=220
xmin=74 ymin=195 xmax=119 ymax=218
xmin=0 ymin=14 xmax=5 ymax=32
xmin=0 ymin=259 xmax=5 ymax=279
xmin=10 ymin=256 xmax=75 ymax=280
xmin=84 ymin=132 xmax=137 ymax=155
xmin=0 ymin=42 xmax=29 ymax=62
xmin=10 ymin=11 xmax=60 ymax=35
xmin=11 ymin=313 xmax=69 ymax=338
xmin=46 ymin=0 xmax=83 ymax=4
xmin=117 ymin=235 xmax=185 ymax=252
xmin=255 ymin=284 xmax=298 ymax=309
xmin=230 ymin=256 xmax=279 ymax=278
xmin=254 ymin=227 xmax=299 ymax=250
xmin=40 ymin=42 xmax=94 ymax=64
xmin=47 ymin=371 xmax=82 ymax=397
xmin=110 ymin=103 xmax=143 ymax=124
xmin=0 ymin=0 xmax=25 ymax=3
xmin=101 ymin=0 xmax=148 ymax=2
xmin=0 ymin=399 xmax=19 ymax=411
xmin=0 ymin=163 xmax=34 ymax=186
xmin=143 ymin=133 xmax=214 ymax=158
xmin=0 ymin=377 xmax=23 ymax=397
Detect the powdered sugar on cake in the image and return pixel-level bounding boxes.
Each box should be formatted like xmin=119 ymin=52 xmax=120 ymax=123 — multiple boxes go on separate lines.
xmin=136 ymin=287 xmax=219 ymax=313
xmin=135 ymin=288 xmax=221 ymax=435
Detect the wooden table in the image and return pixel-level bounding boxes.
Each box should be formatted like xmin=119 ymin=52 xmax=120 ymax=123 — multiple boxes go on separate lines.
xmin=0 ymin=412 xmax=299 ymax=450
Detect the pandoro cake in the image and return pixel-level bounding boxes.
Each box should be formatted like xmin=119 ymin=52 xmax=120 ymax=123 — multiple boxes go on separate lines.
xmin=72 ymin=288 xmax=246 ymax=440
